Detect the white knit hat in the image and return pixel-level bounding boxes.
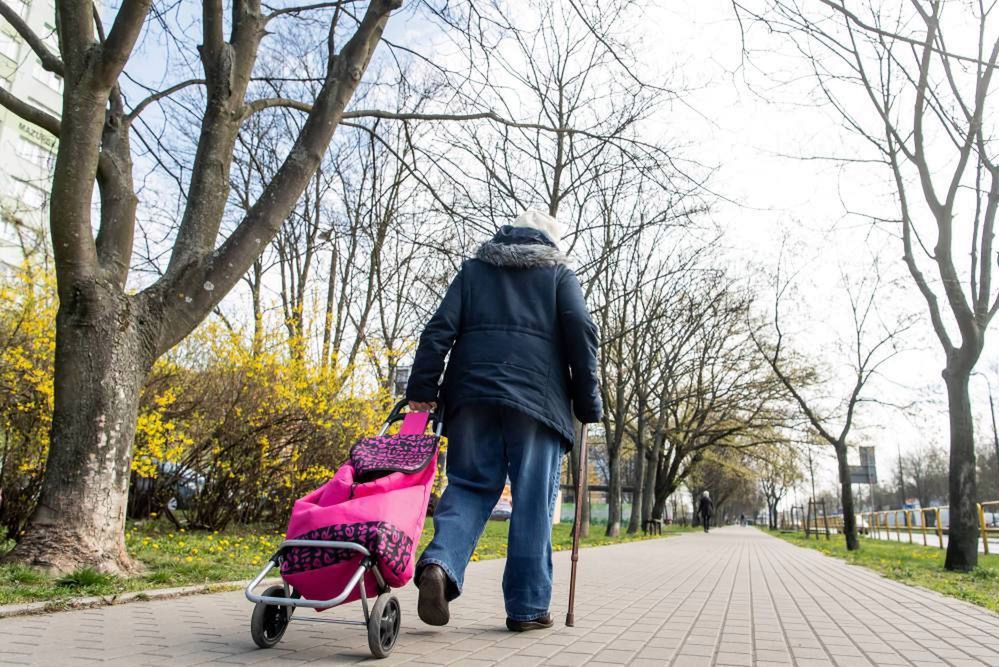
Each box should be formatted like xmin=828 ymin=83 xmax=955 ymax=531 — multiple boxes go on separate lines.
xmin=513 ymin=208 xmax=567 ymax=247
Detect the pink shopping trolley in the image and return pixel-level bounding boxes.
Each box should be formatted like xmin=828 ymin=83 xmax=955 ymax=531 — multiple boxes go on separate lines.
xmin=245 ymin=400 xmax=441 ymax=658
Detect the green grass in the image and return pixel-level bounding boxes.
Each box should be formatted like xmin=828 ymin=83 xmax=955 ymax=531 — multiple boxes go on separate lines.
xmin=55 ymin=567 xmax=117 ymax=590
xmin=453 ymin=520 xmax=695 ymax=562
xmin=0 ymin=519 xmax=692 ymax=606
xmin=772 ymin=530 xmax=999 ymax=614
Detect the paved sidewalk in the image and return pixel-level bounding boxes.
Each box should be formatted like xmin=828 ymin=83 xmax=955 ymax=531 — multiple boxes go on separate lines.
xmin=1 ymin=528 xmax=998 ymax=666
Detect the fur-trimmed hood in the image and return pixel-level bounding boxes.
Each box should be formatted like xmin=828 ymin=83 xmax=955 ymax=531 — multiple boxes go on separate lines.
xmin=475 ymin=225 xmax=568 ymax=269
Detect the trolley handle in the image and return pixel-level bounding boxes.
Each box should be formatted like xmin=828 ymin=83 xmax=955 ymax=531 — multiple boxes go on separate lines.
xmin=380 ymin=399 xmax=444 ymax=436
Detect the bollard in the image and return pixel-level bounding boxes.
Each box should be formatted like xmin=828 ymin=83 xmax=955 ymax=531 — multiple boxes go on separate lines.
xmin=935 ymin=507 xmax=943 ymax=549
xmin=979 ymin=504 xmax=989 ymax=556
xmin=822 ymin=500 xmax=830 ymax=540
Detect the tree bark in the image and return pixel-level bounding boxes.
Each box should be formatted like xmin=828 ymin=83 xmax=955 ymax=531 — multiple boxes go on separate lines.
xmin=605 ymin=454 xmax=621 ymax=537
xmin=250 ymin=258 xmax=264 ymax=357
xmin=4 ymin=285 xmax=157 ymax=573
xmin=944 ymin=368 xmax=979 ymax=571
xmin=320 ymin=244 xmax=338 ymax=372
xmin=651 ymin=480 xmax=675 ymax=523
xmin=642 ymin=448 xmax=658 ymax=523
xmin=834 ymin=443 xmax=859 ymax=551
xmin=627 ymin=440 xmax=644 ymax=534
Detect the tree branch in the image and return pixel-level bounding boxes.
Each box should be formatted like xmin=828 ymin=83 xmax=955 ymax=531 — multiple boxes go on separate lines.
xmin=155 ymin=0 xmax=402 ymax=355
xmin=95 ymin=0 xmax=152 ymax=86
xmin=240 ymin=101 xmax=623 ymax=140
xmin=0 ymin=87 xmax=61 ymax=137
xmin=264 ymin=1 xmax=349 ymax=21
xmin=0 ymin=0 xmax=65 ymax=75
xmin=125 ymin=79 xmax=206 ymax=124
xmin=814 ymin=0 xmax=996 ymax=68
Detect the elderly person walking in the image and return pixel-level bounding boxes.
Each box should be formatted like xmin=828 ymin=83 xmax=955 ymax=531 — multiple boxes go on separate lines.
xmin=405 ymin=209 xmax=602 ymax=632
xmin=698 ymin=491 xmax=714 ymax=533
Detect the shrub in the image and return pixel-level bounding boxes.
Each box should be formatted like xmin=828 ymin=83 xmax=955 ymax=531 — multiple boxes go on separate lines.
xmin=0 ymin=264 xmax=56 ymax=540
xmin=0 ymin=266 xmax=395 ymax=537
xmin=126 ymin=323 xmax=391 ymax=530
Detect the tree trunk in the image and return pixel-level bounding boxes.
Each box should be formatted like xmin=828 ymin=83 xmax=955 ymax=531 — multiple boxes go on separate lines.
xmin=320 ymin=243 xmax=338 ymax=372
xmin=651 ymin=488 xmax=669 ymax=523
xmin=606 ymin=454 xmax=621 ymax=537
xmin=627 ymin=442 xmax=644 ymax=534
xmin=834 ymin=443 xmax=859 ymax=551
xmin=4 ymin=286 xmax=156 ymax=574
xmin=642 ymin=449 xmax=658 ymax=523
xmin=250 ymin=259 xmax=264 ymax=358
xmin=944 ymin=368 xmax=979 ymax=571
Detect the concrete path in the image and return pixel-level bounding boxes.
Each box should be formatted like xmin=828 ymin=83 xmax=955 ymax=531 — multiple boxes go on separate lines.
xmin=1 ymin=528 xmax=997 ymax=666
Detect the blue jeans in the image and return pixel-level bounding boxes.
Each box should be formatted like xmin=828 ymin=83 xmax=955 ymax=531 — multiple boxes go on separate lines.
xmin=416 ymin=403 xmax=564 ymax=621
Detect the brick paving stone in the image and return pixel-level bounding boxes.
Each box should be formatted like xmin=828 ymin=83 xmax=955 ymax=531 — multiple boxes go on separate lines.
xmin=2 ymin=527 xmax=999 ymax=665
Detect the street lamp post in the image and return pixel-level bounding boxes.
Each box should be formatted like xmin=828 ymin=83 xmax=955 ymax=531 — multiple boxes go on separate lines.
xmin=972 ymin=372 xmax=999 ymax=497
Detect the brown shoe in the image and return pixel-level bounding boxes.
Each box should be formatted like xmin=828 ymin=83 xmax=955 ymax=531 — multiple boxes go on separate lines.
xmin=417 ymin=564 xmax=450 ymax=626
xmin=506 ymin=614 xmax=554 ymax=632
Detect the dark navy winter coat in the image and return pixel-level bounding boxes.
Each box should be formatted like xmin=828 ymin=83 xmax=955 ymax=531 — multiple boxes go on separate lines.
xmin=698 ymin=495 xmax=714 ymax=518
xmin=406 ymin=226 xmax=603 ymax=447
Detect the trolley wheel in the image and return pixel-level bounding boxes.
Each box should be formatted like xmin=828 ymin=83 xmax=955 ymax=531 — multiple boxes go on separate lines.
xmin=367 ymin=592 xmax=401 ymax=658
xmin=251 ymin=585 xmax=293 ymax=648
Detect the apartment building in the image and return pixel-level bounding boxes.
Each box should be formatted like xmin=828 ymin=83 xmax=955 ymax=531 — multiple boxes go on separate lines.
xmin=0 ymin=0 xmax=61 ymax=263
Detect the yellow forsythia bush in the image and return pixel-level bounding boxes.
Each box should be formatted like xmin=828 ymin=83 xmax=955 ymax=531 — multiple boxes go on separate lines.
xmin=128 ymin=322 xmax=392 ymax=530
xmin=0 ymin=266 xmax=396 ymax=538
xmin=0 ymin=264 xmax=56 ymax=539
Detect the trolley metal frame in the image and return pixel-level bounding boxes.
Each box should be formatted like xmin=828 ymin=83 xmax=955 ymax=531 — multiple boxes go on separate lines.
xmin=243 ymin=400 xmax=443 ymax=656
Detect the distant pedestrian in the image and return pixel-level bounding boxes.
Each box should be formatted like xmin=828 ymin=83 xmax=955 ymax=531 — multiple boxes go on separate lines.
xmin=739 ymin=512 xmax=746 ymax=527
xmin=698 ymin=491 xmax=714 ymax=533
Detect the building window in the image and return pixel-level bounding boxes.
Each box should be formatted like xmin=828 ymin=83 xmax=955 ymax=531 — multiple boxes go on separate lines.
xmin=33 ymin=61 xmax=62 ymax=93
xmin=41 ymin=22 xmax=58 ymax=54
xmin=14 ymin=182 xmax=47 ymax=212
xmin=0 ymin=33 xmax=21 ymax=62
xmin=16 ymin=136 xmax=53 ymax=171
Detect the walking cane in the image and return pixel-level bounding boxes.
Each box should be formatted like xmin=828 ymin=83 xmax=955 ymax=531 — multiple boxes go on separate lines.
xmin=566 ymin=424 xmax=588 ymax=627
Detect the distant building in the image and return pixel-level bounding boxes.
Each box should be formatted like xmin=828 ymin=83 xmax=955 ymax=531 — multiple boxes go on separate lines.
xmin=0 ymin=0 xmax=62 ymax=265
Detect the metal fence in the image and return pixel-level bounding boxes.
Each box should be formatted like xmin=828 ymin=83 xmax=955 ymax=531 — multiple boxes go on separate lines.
xmin=778 ymin=500 xmax=999 ymax=555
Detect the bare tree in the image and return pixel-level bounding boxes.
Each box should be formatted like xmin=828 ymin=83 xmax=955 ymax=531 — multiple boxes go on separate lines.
xmin=904 ymin=442 xmax=949 ymax=511
xmin=688 ymin=448 xmax=758 ymax=525
xmin=590 ymin=179 xmax=687 ymax=536
xmin=642 ymin=275 xmax=787 ymax=522
xmin=755 ymin=441 xmax=803 ymax=530
xmin=753 ymin=267 xmax=911 ymax=550
xmin=736 ymin=0 xmax=999 ymax=571
xmin=0 ymin=0 xmax=406 ymax=573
